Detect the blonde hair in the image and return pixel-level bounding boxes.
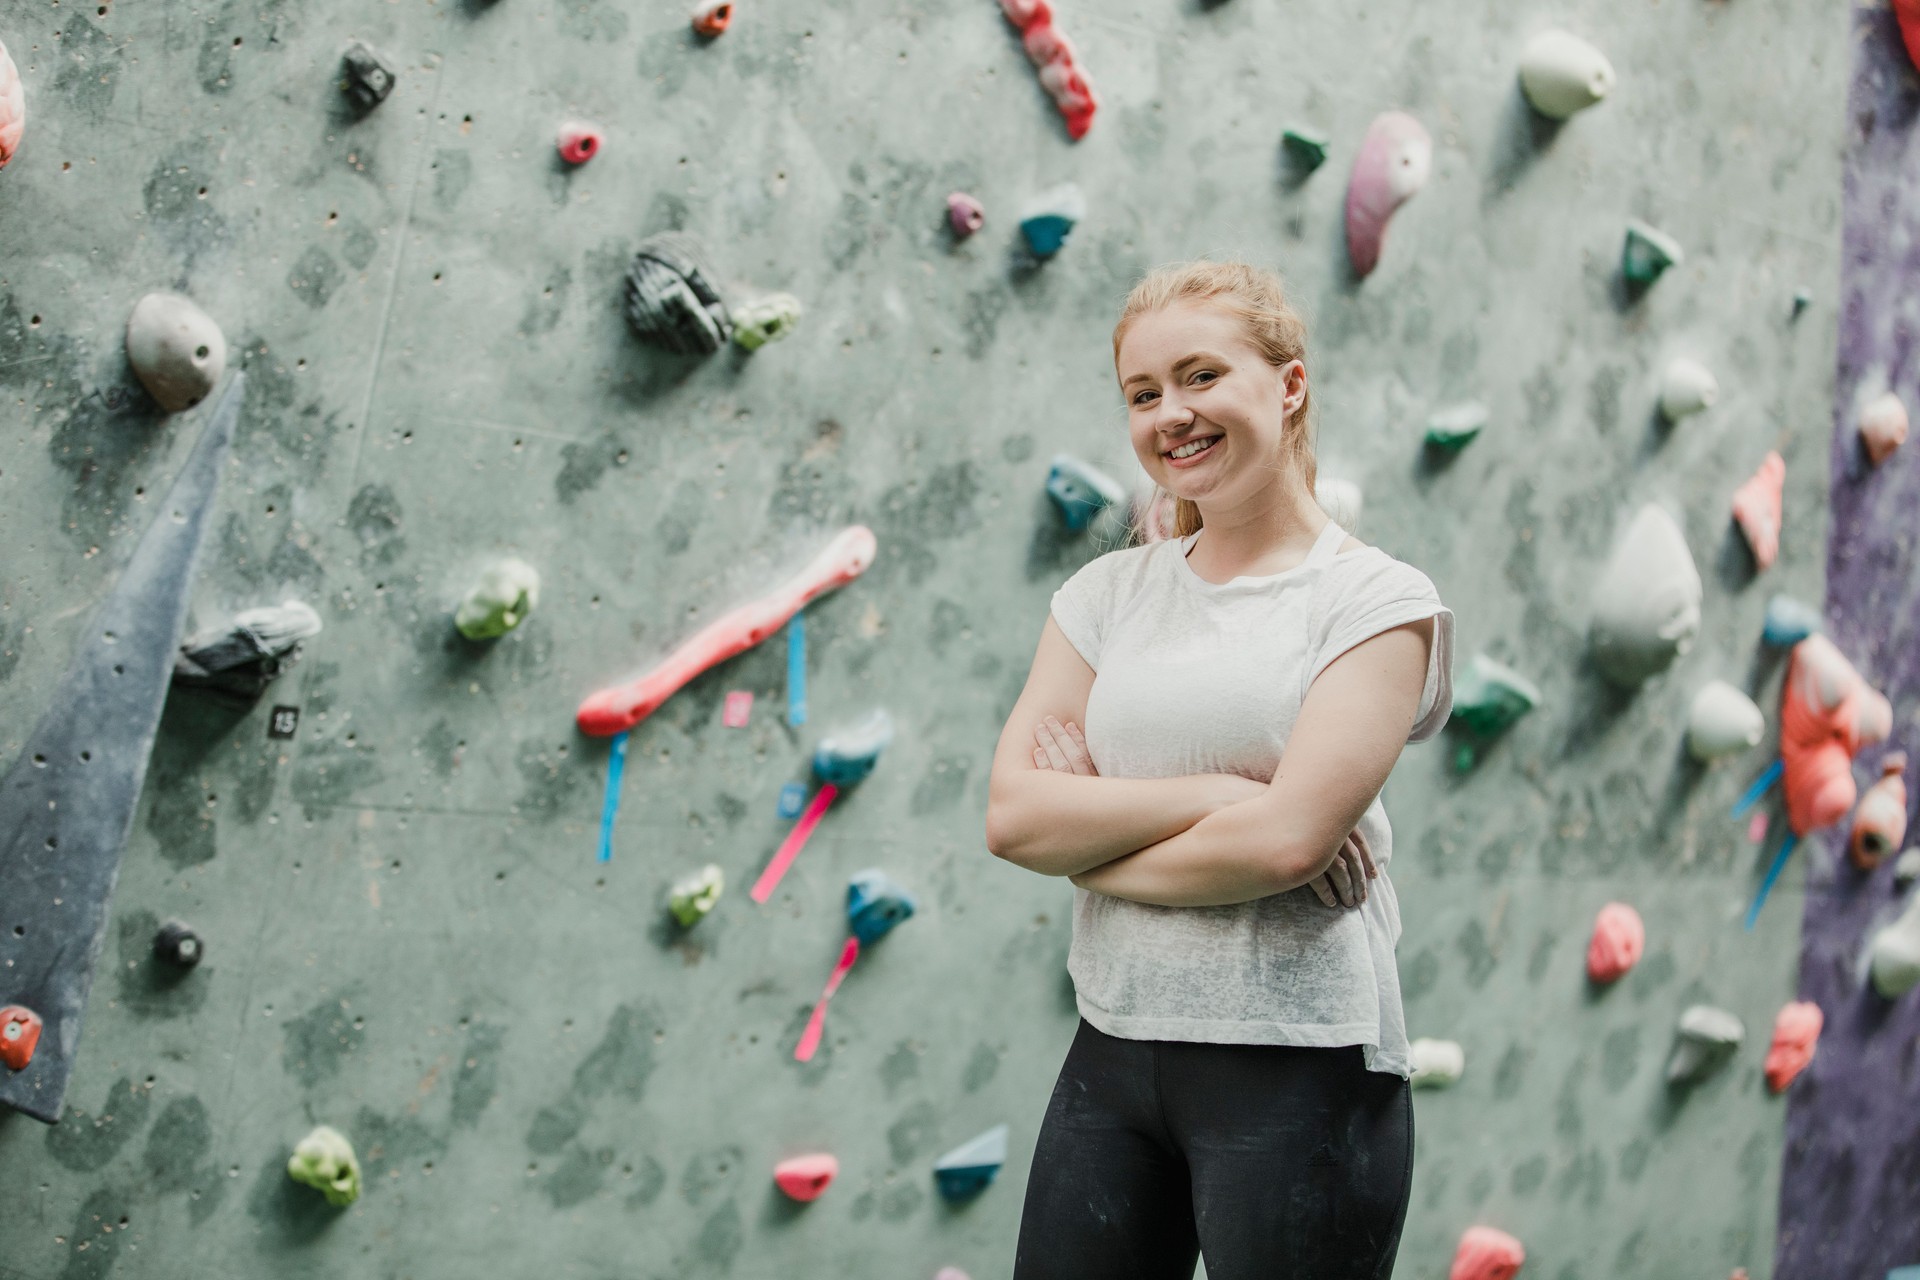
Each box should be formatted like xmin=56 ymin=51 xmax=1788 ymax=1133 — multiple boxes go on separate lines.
xmin=1112 ymin=260 xmax=1317 ymax=541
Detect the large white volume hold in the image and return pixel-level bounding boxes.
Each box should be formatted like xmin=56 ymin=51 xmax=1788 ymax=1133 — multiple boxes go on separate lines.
xmin=1590 ymin=503 xmax=1703 ymax=688
xmin=1659 ymin=358 xmax=1719 ymax=423
xmin=1871 ymin=892 xmax=1920 ymax=998
xmin=126 ymin=292 xmax=229 ymax=412
xmin=1687 ymin=680 xmax=1765 ymax=762
xmin=1409 ymin=1038 xmax=1465 ymax=1088
xmin=1518 ymin=31 xmax=1616 ymax=120
xmin=1317 ymin=477 xmax=1363 ymax=530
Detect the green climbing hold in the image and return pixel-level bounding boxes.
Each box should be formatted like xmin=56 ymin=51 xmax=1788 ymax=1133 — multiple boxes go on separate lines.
xmin=455 ymin=558 xmax=540 ymax=641
xmin=732 ymin=293 xmax=804 ymax=351
xmin=288 ymin=1125 xmax=361 ymax=1207
xmin=1282 ymin=128 xmax=1330 ymax=172
xmin=668 ymin=863 xmax=725 ymax=927
xmin=1621 ymin=220 xmax=1683 ymax=286
xmin=1423 ymin=403 xmax=1487 ymax=452
xmin=1449 ymin=653 xmax=1541 ymax=737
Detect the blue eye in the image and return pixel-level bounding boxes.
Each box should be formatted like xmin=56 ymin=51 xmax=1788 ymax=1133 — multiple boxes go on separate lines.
xmin=1191 ymin=370 xmax=1217 ymax=385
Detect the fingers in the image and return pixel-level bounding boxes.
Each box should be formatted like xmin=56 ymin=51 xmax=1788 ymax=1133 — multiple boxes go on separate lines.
xmin=1033 ymin=720 xmax=1073 ymax=772
xmin=1326 ymin=849 xmax=1356 ymax=907
xmin=1064 ymin=720 xmax=1099 ymax=776
xmin=1351 ymin=825 xmax=1378 ymax=879
xmin=1033 ymin=746 xmax=1051 ymax=770
xmin=1034 ymin=717 xmax=1096 ymax=776
xmin=1308 ymin=872 xmax=1338 ymax=908
xmin=1343 ymin=839 xmax=1367 ymax=904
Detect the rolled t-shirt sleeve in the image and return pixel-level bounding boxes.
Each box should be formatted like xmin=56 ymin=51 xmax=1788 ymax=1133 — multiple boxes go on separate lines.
xmin=1306 ymin=555 xmax=1456 ymax=742
xmin=1050 ymin=555 xmax=1117 ymax=670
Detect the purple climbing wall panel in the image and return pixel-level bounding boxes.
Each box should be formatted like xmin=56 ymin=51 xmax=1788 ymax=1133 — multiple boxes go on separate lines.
xmin=1776 ymin=7 xmax=1920 ymax=1277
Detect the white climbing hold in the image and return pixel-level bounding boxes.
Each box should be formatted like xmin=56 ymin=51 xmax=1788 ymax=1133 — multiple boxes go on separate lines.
xmin=1518 ymin=30 xmax=1616 ymax=120
xmin=1666 ymin=1005 xmax=1744 ymax=1083
xmin=1659 ymin=358 xmax=1719 ymax=423
xmin=126 ymin=292 xmax=228 ymax=413
xmin=1409 ymin=1038 xmax=1465 ymax=1088
xmin=1873 ymin=892 xmax=1920 ymax=998
xmin=1686 ymin=681 xmax=1765 ymax=763
xmin=1589 ymin=503 xmax=1702 ymax=688
xmin=1859 ymin=390 xmax=1909 ymax=466
xmin=1893 ymin=847 xmax=1920 ymax=886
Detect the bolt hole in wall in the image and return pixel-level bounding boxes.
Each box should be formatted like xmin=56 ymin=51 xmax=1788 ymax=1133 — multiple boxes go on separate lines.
xmin=0 ymin=1 xmax=1891 ymax=1279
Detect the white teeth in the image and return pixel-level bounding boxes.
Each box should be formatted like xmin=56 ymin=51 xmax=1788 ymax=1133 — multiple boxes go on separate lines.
xmin=1169 ymin=436 xmax=1218 ymax=460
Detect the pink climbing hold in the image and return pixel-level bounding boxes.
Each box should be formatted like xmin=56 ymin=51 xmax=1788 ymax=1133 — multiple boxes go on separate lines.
xmin=1586 ymin=902 xmax=1645 ymax=983
xmin=1731 ymin=451 xmax=1784 ymax=571
xmin=691 ymin=0 xmax=733 ymax=37
xmin=1763 ymin=1000 xmax=1822 ymax=1093
xmin=947 ymin=191 xmax=986 ymax=238
xmin=0 ymin=37 xmax=23 ymax=170
xmin=1859 ymin=391 xmax=1909 ymax=466
xmin=1850 ymin=752 xmax=1909 ymax=870
xmin=1895 ymin=0 xmax=1920 ymax=74
xmin=999 ymin=0 xmax=1098 ymax=141
xmin=773 ymin=1153 xmax=839 ymax=1201
xmin=1345 ymin=111 xmax=1432 ymax=279
xmin=1781 ymin=635 xmax=1892 ymax=839
xmin=556 ymin=120 xmax=603 ymax=165
xmin=1450 ymin=1225 xmax=1526 ymax=1280
xmin=577 ymin=525 xmax=876 ymax=737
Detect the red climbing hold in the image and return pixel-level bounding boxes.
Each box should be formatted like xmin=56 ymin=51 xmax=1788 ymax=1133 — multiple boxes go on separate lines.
xmin=1895 ymin=0 xmax=1920 ymax=74
xmin=999 ymin=0 xmax=1098 ymax=140
xmin=773 ymin=1153 xmax=838 ymax=1201
xmin=0 ymin=38 xmax=22 ymax=170
xmin=692 ymin=0 xmax=733 ymax=37
xmin=1585 ymin=902 xmax=1645 ymax=984
xmin=556 ymin=121 xmax=603 ymax=165
xmin=1764 ymin=1000 xmax=1822 ymax=1093
xmin=0 ymin=1005 xmax=41 ymax=1072
xmin=1450 ymin=1226 xmax=1526 ymax=1280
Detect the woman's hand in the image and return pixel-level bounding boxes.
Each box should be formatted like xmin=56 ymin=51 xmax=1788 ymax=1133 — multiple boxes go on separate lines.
xmin=1033 ymin=717 xmax=1375 ymax=907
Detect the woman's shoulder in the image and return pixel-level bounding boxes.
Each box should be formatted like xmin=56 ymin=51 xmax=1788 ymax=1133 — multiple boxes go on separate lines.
xmin=1319 ymin=537 xmax=1444 ymax=606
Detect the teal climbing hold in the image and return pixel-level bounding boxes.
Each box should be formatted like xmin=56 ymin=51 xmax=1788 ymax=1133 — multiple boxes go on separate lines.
xmin=1046 ymin=454 xmax=1125 ymax=530
xmin=1449 ymin=654 xmax=1541 ymax=737
xmin=1282 ymin=127 xmax=1330 ymax=172
xmin=1621 ymin=220 xmax=1683 ymax=287
xmin=1019 ymin=183 xmax=1085 ymax=258
xmin=1423 ymin=403 xmax=1487 ymax=452
xmin=933 ymin=1123 xmax=1008 ymax=1200
xmin=846 ymin=869 xmax=915 ymax=945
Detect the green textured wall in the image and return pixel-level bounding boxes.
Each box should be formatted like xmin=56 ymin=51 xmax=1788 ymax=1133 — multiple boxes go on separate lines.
xmin=0 ymin=0 xmax=1846 ymax=1275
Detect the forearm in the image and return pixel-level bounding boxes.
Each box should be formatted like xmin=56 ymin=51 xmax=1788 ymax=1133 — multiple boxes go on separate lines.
xmin=1069 ymin=797 xmax=1337 ymax=907
xmin=986 ymin=770 xmax=1256 ymax=878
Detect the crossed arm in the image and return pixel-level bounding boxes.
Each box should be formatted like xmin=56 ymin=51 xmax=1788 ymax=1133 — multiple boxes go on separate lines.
xmin=983 ymin=613 xmax=1435 ymax=909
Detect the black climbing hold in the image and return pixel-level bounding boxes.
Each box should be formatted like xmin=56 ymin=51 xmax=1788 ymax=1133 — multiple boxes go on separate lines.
xmin=340 ymin=40 xmax=397 ymax=110
xmin=0 ymin=374 xmax=241 ymax=1125
xmin=173 ymin=601 xmax=321 ymax=703
xmin=622 ymin=231 xmax=733 ymax=356
xmin=152 ymin=921 xmax=203 ymax=969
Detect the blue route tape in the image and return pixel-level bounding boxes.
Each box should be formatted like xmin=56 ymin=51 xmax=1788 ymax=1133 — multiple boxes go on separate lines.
xmin=598 ymin=730 xmax=630 ymax=863
xmin=1731 ymin=758 xmax=1784 ymax=818
xmin=787 ymin=612 xmax=807 ymax=727
xmin=1745 ymin=829 xmax=1800 ymax=930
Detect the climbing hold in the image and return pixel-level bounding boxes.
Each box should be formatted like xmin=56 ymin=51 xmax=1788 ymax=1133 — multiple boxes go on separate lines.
xmin=1621 ymin=221 xmax=1684 ymax=287
xmin=1449 ymin=1225 xmax=1525 ymax=1280
xmin=1658 ymin=358 xmax=1718 ymax=423
xmin=847 ymin=869 xmax=916 ymax=945
xmin=151 ymin=921 xmax=204 ymax=969
xmin=578 ymin=525 xmax=876 ymax=736
xmin=0 ymin=375 xmax=241 ymax=1124
xmin=1871 ymin=891 xmax=1920 ymax=998
xmin=1518 ymin=30 xmax=1615 ymax=120
xmin=1895 ymin=847 xmax=1920 ymax=885
xmin=1850 ymin=753 xmax=1909 ymax=870
xmin=288 ymin=1125 xmax=362 ymax=1206
xmin=1781 ymin=635 xmax=1892 ymax=838
xmin=1732 ymin=452 xmax=1785 ymax=571
xmin=126 ymin=292 xmax=228 ymax=413
xmin=723 ymin=690 xmax=754 ymax=727
xmin=1408 ymin=1038 xmax=1465 ymax=1088
xmin=1762 ymin=594 xmax=1822 ymax=647
xmin=1018 ymin=183 xmax=1085 ymax=258
xmin=1282 ymin=127 xmax=1330 ymax=173
xmin=455 ymin=558 xmax=540 ymax=641
xmin=556 ymin=120 xmax=603 ymax=165
xmin=1585 ymin=902 xmax=1645 ymax=984
xmin=0 ymin=1006 xmax=42 ymax=1072
xmin=777 ymin=781 xmax=807 ymax=819
xmin=623 ymin=231 xmax=734 ymax=357
xmin=691 ymin=0 xmax=733 ymax=38
xmin=1588 ymin=503 xmax=1701 ymax=688
xmin=1763 ymin=1000 xmax=1822 ymax=1093
xmin=1791 ymin=288 xmax=1813 ymax=319
xmin=999 ymin=0 xmax=1098 ymax=140
xmin=1345 ymin=112 xmax=1431 ymax=280
xmin=1666 ymin=1005 xmax=1744 ymax=1084
xmin=0 ymin=37 xmax=23 ymax=170
xmin=934 ymin=1271 xmax=972 ymax=1280
xmin=1449 ymin=654 xmax=1541 ymax=738
xmin=731 ymin=292 xmax=804 ymax=351
xmin=1686 ymin=681 xmax=1765 ymax=763
xmin=947 ymin=192 xmax=986 ymax=238
xmin=814 ymin=709 xmax=895 ymax=788
xmin=173 ymin=600 xmax=321 ymax=702
xmin=793 ymin=936 xmax=859 ymax=1061
xmin=1316 ymin=476 xmax=1363 ymax=530
xmin=1895 ymin=0 xmax=1920 ymax=73
xmin=668 ymin=864 xmax=725 ymax=927
xmin=1424 ymin=403 xmax=1487 ymax=452
xmin=340 ymin=40 xmax=397 ymax=110
xmin=1858 ymin=391 xmax=1909 ymax=466
xmin=773 ymin=1153 xmax=837 ymax=1201
xmin=1046 ymin=454 xmax=1126 ymax=531
xmin=933 ymin=1123 xmax=1009 ymax=1200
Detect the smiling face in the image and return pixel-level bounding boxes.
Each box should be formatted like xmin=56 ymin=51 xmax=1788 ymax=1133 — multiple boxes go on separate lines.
xmin=1116 ymin=298 xmax=1308 ymax=514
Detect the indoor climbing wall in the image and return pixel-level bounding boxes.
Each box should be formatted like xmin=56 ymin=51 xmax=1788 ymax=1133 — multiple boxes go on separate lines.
xmin=0 ymin=0 xmax=1865 ymax=1277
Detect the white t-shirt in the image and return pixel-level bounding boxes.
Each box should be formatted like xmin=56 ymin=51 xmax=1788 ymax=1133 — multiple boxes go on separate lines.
xmin=1047 ymin=517 xmax=1455 ymax=1077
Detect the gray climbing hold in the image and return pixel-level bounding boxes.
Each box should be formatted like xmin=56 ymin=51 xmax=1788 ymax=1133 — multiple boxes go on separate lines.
xmin=1409 ymin=1037 xmax=1465 ymax=1088
xmin=933 ymin=1123 xmax=1008 ymax=1200
xmin=1589 ymin=503 xmax=1701 ymax=688
xmin=1894 ymin=847 xmax=1920 ymax=886
xmin=623 ymin=231 xmax=733 ymax=356
xmin=1046 ymin=454 xmax=1125 ymax=530
xmin=340 ymin=40 xmax=397 ymax=110
xmin=173 ymin=600 xmax=322 ymax=701
xmin=0 ymin=375 xmax=241 ymax=1124
xmin=1658 ymin=358 xmax=1718 ymax=423
xmin=1621 ymin=220 xmax=1683 ymax=287
xmin=126 ymin=292 xmax=227 ymax=413
xmin=1665 ymin=1005 xmax=1744 ymax=1084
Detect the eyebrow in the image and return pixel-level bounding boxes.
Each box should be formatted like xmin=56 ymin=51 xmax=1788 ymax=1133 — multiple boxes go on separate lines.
xmin=1121 ymin=352 xmax=1222 ymax=389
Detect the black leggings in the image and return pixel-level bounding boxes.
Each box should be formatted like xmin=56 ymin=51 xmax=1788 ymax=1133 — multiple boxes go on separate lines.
xmin=1013 ymin=1019 xmax=1414 ymax=1280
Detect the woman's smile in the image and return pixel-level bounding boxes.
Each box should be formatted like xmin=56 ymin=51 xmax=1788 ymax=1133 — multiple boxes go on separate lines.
xmin=1163 ymin=432 xmax=1223 ymax=468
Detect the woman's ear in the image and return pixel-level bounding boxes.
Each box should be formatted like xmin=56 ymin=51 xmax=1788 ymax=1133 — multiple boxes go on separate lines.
xmin=1280 ymin=360 xmax=1308 ymax=414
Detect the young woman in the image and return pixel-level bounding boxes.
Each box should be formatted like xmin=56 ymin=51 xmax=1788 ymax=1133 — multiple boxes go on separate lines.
xmin=984 ymin=260 xmax=1455 ymax=1279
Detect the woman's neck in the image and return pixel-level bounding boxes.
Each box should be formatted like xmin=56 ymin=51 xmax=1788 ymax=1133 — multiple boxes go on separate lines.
xmin=1185 ymin=490 xmax=1329 ymax=580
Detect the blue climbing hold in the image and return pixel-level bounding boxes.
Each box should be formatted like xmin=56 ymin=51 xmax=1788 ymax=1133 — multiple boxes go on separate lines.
xmin=813 ymin=709 xmax=894 ymax=788
xmin=933 ymin=1123 xmax=1009 ymax=1201
xmin=847 ymin=869 xmax=916 ymax=945
xmin=1762 ymin=594 xmax=1822 ymax=648
xmin=1046 ymin=454 xmax=1125 ymax=531
xmin=1018 ymin=183 xmax=1085 ymax=258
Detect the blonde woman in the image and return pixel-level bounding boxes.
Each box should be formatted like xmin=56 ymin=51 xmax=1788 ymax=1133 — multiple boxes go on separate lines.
xmin=985 ymin=260 xmax=1454 ymax=1278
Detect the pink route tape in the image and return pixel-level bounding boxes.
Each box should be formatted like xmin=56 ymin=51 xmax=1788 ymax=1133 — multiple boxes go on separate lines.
xmin=577 ymin=526 xmax=876 ymax=737
xmin=723 ymin=690 xmax=754 ymax=727
xmin=750 ymin=783 xmax=838 ymax=903
xmin=795 ymin=935 xmax=861 ymax=1062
